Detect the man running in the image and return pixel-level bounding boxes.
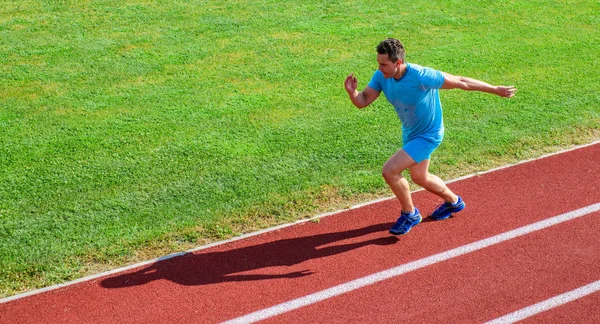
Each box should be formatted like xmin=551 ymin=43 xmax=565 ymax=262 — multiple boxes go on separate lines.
xmin=344 ymin=38 xmax=516 ymax=235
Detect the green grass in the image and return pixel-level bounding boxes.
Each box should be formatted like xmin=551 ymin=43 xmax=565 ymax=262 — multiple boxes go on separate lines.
xmin=1 ymin=0 xmax=599 ymax=297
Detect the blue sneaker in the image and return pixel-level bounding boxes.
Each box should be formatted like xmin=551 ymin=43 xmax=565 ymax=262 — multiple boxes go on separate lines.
xmin=389 ymin=208 xmax=422 ymax=235
xmin=429 ymin=196 xmax=465 ymax=221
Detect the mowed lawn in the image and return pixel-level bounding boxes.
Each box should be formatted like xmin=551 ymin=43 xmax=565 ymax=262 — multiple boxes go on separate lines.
xmin=1 ymin=0 xmax=598 ymax=297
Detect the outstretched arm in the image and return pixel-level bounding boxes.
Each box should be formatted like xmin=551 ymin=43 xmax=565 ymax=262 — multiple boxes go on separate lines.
xmin=441 ymin=72 xmax=517 ymax=98
xmin=345 ymin=73 xmax=380 ymax=108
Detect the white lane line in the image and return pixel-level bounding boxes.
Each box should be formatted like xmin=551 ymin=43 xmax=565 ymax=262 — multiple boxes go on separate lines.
xmin=222 ymin=203 xmax=600 ymax=324
xmin=485 ymin=280 xmax=600 ymax=324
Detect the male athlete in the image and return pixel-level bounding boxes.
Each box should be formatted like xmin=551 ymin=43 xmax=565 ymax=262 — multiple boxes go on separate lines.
xmin=344 ymin=38 xmax=516 ymax=235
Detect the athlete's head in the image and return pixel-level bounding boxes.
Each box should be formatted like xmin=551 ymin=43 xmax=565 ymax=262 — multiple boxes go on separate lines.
xmin=376 ymin=38 xmax=405 ymax=63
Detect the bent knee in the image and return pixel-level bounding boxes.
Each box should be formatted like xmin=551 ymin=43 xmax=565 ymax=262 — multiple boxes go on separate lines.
xmin=381 ymin=167 xmax=393 ymax=181
xmin=382 ymin=164 xmax=405 ymax=182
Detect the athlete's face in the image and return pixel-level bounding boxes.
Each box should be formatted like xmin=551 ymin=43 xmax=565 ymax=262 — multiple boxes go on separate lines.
xmin=377 ymin=54 xmax=402 ymax=78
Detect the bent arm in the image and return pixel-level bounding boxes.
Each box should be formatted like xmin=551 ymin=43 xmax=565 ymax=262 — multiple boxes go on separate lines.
xmin=347 ymin=86 xmax=380 ymax=108
xmin=345 ymin=73 xmax=380 ymax=108
xmin=441 ymin=72 xmax=517 ymax=98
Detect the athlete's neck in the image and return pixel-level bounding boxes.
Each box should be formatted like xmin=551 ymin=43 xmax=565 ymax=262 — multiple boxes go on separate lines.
xmin=394 ymin=64 xmax=407 ymax=80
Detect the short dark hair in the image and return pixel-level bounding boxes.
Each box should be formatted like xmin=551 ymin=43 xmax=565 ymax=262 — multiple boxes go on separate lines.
xmin=376 ymin=38 xmax=405 ymax=63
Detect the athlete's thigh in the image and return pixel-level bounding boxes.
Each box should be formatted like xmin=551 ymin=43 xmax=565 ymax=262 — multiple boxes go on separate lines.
xmin=383 ymin=149 xmax=416 ymax=175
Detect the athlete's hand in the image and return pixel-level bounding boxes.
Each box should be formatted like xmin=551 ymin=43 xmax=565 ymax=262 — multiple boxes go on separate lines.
xmin=496 ymin=85 xmax=517 ymax=98
xmin=344 ymin=73 xmax=358 ymax=94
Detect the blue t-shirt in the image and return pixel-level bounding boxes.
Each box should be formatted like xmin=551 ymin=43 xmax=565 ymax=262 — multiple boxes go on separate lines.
xmin=367 ymin=63 xmax=445 ymax=142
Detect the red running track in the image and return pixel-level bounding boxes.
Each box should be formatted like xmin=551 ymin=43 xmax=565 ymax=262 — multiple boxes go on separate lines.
xmin=1 ymin=143 xmax=599 ymax=323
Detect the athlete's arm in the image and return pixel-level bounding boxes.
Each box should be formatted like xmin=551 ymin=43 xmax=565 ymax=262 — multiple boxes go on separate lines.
xmin=345 ymin=73 xmax=381 ymax=108
xmin=441 ymin=72 xmax=517 ymax=98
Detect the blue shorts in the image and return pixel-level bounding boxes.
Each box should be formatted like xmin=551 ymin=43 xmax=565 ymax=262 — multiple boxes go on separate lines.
xmin=403 ymin=135 xmax=443 ymax=164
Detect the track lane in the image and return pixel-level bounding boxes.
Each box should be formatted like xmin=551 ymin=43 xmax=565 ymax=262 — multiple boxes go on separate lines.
xmin=518 ymin=289 xmax=600 ymax=323
xmin=260 ymin=210 xmax=600 ymax=323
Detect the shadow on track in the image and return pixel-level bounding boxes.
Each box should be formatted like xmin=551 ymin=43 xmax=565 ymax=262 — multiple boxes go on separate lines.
xmin=101 ymin=222 xmax=398 ymax=289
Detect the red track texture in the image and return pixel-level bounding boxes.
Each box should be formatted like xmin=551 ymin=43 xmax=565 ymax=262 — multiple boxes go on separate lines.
xmin=2 ymin=143 xmax=599 ymax=323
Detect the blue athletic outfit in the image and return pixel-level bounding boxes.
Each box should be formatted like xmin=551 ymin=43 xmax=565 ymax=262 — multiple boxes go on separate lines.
xmin=367 ymin=63 xmax=445 ymax=163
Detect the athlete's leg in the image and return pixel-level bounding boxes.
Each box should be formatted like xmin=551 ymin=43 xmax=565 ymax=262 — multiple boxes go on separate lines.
xmin=408 ymin=159 xmax=458 ymax=203
xmin=382 ymin=149 xmax=417 ymax=213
